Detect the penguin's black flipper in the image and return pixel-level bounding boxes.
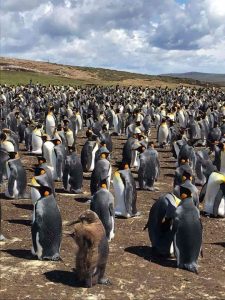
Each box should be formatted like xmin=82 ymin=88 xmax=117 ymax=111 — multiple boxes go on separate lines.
xmin=8 ymin=165 xmax=17 ymax=197
xmin=199 ymin=182 xmax=207 ymax=203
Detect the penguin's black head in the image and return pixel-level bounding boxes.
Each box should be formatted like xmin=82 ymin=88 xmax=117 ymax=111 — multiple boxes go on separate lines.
xmin=68 ymin=145 xmax=76 ymax=153
xmin=34 ymin=167 xmax=46 ymax=176
xmin=0 ymin=132 xmax=7 ymax=141
xmin=78 ymin=210 xmax=99 ymax=224
xmin=31 ymin=182 xmax=52 ymax=198
xmin=180 ymin=186 xmax=192 ymax=199
xmin=37 ymin=156 xmax=46 ymax=165
xmin=8 ymin=152 xmax=18 ymax=160
xmin=182 ymin=171 xmax=192 ymax=182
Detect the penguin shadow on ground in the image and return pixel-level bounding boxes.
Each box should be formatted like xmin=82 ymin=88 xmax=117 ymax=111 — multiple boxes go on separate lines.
xmin=74 ymin=197 xmax=91 ymax=203
xmin=124 ymin=246 xmax=177 ymax=269
xmin=13 ymin=203 xmax=33 ymax=210
xmin=0 ymin=193 xmax=12 ymax=200
xmin=6 ymin=219 xmax=31 ymax=226
xmin=44 ymin=270 xmax=83 ymax=287
xmin=207 ymin=242 xmax=225 ymax=248
xmin=161 ymin=166 xmax=176 ymax=170
xmin=1 ymin=249 xmax=34 ymax=260
xmin=164 ymin=174 xmax=174 ymax=178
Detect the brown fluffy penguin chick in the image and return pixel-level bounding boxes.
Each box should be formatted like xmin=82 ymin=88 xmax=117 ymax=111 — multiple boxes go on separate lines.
xmin=70 ymin=210 xmax=110 ymax=288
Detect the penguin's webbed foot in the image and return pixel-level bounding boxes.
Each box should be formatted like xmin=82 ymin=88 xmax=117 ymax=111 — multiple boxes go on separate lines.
xmin=98 ymin=277 xmax=111 ymax=286
xmin=0 ymin=234 xmax=6 ymax=241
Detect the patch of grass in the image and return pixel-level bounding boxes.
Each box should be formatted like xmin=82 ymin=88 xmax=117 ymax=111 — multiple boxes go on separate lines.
xmin=0 ymin=70 xmax=90 ymax=86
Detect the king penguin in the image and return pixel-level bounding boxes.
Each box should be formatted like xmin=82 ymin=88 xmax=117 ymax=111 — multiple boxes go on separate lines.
xmin=63 ymin=146 xmax=83 ymax=194
xmin=90 ymin=179 xmax=115 ymax=241
xmin=30 ymin=178 xmax=62 ymax=260
xmin=200 ymin=171 xmax=225 ymax=217
xmin=5 ymin=152 xmax=28 ymax=199
xmin=144 ymin=193 xmax=181 ymax=256
xmin=173 ymin=183 xmax=202 ymax=273
xmin=113 ymin=164 xmax=140 ymax=218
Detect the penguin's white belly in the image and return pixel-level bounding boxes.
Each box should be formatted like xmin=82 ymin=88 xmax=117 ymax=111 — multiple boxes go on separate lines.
xmin=113 ymin=115 xmax=119 ymax=132
xmin=113 ymin=178 xmax=128 ymax=217
xmin=32 ymin=132 xmax=43 ymax=154
xmin=36 ymin=232 xmax=43 ymax=259
xmin=77 ymin=116 xmax=82 ymax=130
xmin=31 ymin=187 xmax=41 ymax=205
xmin=2 ymin=141 xmax=14 ymax=152
xmin=107 ymin=165 xmax=112 ymax=191
xmin=204 ymin=173 xmax=220 ymax=214
xmin=109 ymin=216 xmax=115 ymax=241
xmin=158 ymin=126 xmax=169 ymax=144
xmin=89 ymin=143 xmax=98 ymax=172
xmin=131 ymin=150 xmax=139 ymax=168
xmin=46 ymin=115 xmax=55 ymax=137
xmin=218 ymin=197 xmax=225 ymax=217
xmin=66 ymin=174 xmax=71 ymax=191
xmin=66 ymin=132 xmax=74 ymax=147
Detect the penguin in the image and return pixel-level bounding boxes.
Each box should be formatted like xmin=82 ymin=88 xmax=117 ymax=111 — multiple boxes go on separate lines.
xmin=45 ymin=107 xmax=56 ymax=138
xmin=178 ymin=142 xmax=196 ymax=170
xmin=138 ymin=141 xmax=160 ymax=191
xmin=195 ymin=150 xmax=216 ymax=186
xmin=0 ymin=148 xmax=9 ymax=183
xmin=200 ymin=171 xmax=225 ymax=217
xmin=52 ymin=138 xmax=66 ymax=181
xmin=157 ymin=119 xmax=169 ymax=148
xmin=173 ymin=171 xmax=199 ymax=207
xmin=31 ymin=124 xmax=43 ymax=154
xmin=90 ymin=147 xmax=111 ymax=195
xmin=214 ymin=142 xmax=225 ymax=173
xmin=5 ymin=152 xmax=27 ymax=199
xmin=173 ymin=183 xmax=202 ymax=273
xmin=90 ymin=179 xmax=115 ymax=241
xmin=144 ymin=193 xmax=181 ymax=256
xmin=113 ymin=164 xmax=139 ymax=218
xmin=122 ymin=133 xmax=138 ymax=166
xmin=63 ymin=146 xmax=83 ymax=194
xmin=42 ymin=136 xmax=57 ymax=179
xmin=81 ymin=136 xmax=99 ymax=172
xmin=0 ymin=132 xmax=15 ymax=152
xmin=30 ymin=179 xmax=62 ymax=260
xmin=33 ymin=166 xmax=55 ymax=197
xmin=69 ymin=210 xmax=110 ymax=287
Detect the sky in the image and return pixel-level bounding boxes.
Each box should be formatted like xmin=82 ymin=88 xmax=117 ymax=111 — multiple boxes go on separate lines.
xmin=1 ymin=0 xmax=225 ymax=75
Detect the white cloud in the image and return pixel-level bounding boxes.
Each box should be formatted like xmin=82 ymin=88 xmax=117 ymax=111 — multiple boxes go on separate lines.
xmin=1 ymin=0 xmax=225 ymax=74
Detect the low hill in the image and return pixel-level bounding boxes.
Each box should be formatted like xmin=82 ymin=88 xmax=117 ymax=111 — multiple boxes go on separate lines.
xmin=0 ymin=57 xmax=223 ymax=87
xmin=162 ymin=72 xmax=225 ymax=86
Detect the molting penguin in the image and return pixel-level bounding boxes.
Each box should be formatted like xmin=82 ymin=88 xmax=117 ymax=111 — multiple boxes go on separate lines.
xmin=173 ymin=183 xmax=202 ymax=273
xmin=144 ymin=193 xmax=181 ymax=257
xmin=30 ymin=179 xmax=62 ymax=260
xmin=5 ymin=152 xmax=27 ymax=199
xmin=200 ymin=171 xmax=225 ymax=217
xmin=113 ymin=164 xmax=139 ymax=218
xmin=90 ymin=147 xmax=111 ymax=196
xmin=90 ymin=179 xmax=115 ymax=241
xmin=69 ymin=210 xmax=110 ymax=287
xmin=63 ymin=146 xmax=83 ymax=194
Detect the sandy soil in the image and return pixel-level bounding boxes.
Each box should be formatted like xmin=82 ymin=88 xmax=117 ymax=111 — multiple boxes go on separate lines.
xmin=0 ymin=129 xmax=225 ymax=300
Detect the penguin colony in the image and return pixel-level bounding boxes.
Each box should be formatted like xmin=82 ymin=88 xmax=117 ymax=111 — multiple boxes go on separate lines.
xmin=0 ymin=84 xmax=225 ymax=287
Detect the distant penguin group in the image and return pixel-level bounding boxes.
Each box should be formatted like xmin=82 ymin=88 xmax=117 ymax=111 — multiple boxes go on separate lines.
xmin=1 ymin=83 xmax=225 ymax=287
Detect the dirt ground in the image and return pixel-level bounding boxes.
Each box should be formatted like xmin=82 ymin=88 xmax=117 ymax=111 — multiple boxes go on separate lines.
xmin=0 ymin=129 xmax=225 ymax=300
